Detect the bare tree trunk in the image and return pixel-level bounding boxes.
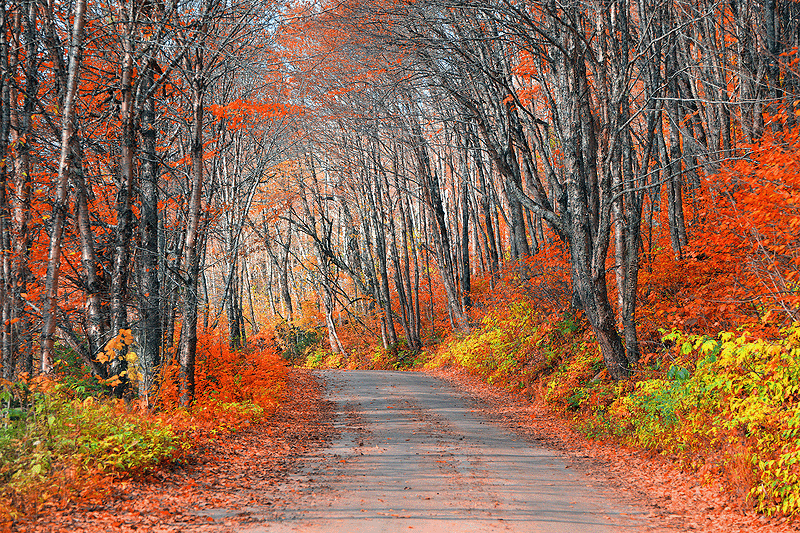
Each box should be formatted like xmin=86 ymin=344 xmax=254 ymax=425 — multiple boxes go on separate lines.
xmin=475 ymin=145 xmax=499 ymax=280
xmin=398 ymin=176 xmax=422 ymax=350
xmin=161 ymin=219 xmax=180 ymax=363
xmin=367 ymin=161 xmax=399 ymax=347
xmin=225 ymin=259 xmax=243 ymax=349
xmin=322 ymin=289 xmax=344 ymax=354
xmin=5 ymin=3 xmax=36 ymax=379
xmin=74 ymin=140 xmax=107 ymax=375
xmin=460 ymin=176 xmax=472 ymax=311
xmin=665 ymin=46 xmax=688 ymax=258
xmin=139 ymin=61 xmax=162 ymax=405
xmin=105 ymin=16 xmax=136 ymax=397
xmin=243 ymin=254 xmax=258 ymax=335
xmin=177 ymin=67 xmax=206 ymax=407
xmin=387 ymin=183 xmax=414 ymax=352
xmin=278 ymin=230 xmax=295 ymax=322
xmin=0 ymin=2 xmax=12 ymax=379
xmin=40 ymin=0 xmax=87 ymax=372
xmin=408 ymin=118 xmax=468 ymax=331
xmin=556 ymin=28 xmax=630 ymax=380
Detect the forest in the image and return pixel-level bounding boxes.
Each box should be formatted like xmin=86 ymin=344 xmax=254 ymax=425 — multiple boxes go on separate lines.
xmin=1 ymin=0 xmax=799 ymax=526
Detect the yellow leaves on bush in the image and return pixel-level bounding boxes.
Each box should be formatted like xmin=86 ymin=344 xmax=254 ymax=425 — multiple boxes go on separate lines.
xmin=426 ymin=300 xmax=558 ymax=387
xmin=625 ymin=326 xmax=800 ymax=517
xmin=96 ymin=329 xmax=135 ymax=364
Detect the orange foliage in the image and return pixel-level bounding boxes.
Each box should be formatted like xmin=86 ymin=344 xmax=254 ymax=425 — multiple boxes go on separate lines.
xmin=638 ymin=114 xmax=800 ymax=342
xmin=474 ymin=242 xmax=572 ymax=317
xmin=698 ymin=116 xmax=800 ymax=323
xmin=208 ymin=100 xmax=304 ymax=129
xmin=158 ymin=328 xmax=287 ymax=436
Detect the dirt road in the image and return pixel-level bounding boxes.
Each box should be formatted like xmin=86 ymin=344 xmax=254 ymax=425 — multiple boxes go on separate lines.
xmin=250 ymin=370 xmax=645 ymax=532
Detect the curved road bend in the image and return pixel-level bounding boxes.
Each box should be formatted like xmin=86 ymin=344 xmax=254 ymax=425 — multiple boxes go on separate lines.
xmin=250 ymin=370 xmax=646 ymax=533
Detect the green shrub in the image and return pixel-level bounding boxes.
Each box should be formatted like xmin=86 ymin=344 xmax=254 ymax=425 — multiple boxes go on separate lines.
xmin=1 ymin=377 xmax=182 ymax=517
xmin=275 ymin=321 xmax=322 ymax=363
xmin=606 ymin=327 xmax=800 ymax=516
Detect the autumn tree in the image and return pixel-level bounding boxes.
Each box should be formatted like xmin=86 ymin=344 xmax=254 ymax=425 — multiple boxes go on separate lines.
xmin=271 ymin=0 xmax=800 ymax=377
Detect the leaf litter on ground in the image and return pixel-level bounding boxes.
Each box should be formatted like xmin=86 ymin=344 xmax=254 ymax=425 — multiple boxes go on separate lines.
xmin=8 ymin=369 xmax=335 ymax=533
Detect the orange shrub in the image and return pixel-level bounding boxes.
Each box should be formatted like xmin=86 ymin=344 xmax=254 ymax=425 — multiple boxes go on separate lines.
xmin=158 ymin=328 xmax=287 ymax=437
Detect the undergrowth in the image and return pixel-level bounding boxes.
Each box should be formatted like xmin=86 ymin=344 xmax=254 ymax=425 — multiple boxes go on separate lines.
xmin=609 ymin=327 xmax=800 ymax=517
xmin=426 ymin=295 xmax=800 ymax=518
xmin=0 ymin=331 xmax=287 ymax=523
xmin=0 ymin=376 xmax=181 ymax=519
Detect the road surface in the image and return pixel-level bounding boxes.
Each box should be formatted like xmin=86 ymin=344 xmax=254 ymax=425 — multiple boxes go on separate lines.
xmin=249 ymin=370 xmax=645 ymax=532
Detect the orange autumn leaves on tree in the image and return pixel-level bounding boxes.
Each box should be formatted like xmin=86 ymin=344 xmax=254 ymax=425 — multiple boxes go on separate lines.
xmin=713 ymin=116 xmax=800 ymax=323
xmin=651 ymin=115 xmax=800 ymax=333
xmin=209 ymin=100 xmax=304 ymax=129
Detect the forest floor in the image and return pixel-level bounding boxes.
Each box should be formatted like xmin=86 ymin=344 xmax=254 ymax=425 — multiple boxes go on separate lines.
xmin=10 ymin=368 xmax=800 ymax=532
xmin=10 ymin=369 xmax=336 ymax=533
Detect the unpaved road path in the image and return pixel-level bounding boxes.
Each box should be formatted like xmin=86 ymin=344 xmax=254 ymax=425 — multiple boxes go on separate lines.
xmin=250 ymin=370 xmax=646 ymax=532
